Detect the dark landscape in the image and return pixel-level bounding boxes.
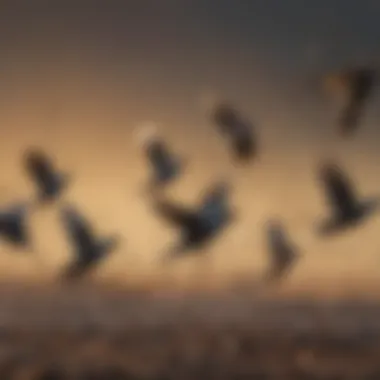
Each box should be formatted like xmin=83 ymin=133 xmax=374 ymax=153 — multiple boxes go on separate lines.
xmin=0 ymin=284 xmax=377 ymax=379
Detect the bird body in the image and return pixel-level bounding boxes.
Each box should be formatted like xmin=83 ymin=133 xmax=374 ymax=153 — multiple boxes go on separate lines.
xmin=0 ymin=202 xmax=31 ymax=251
xmin=145 ymin=139 xmax=183 ymax=186
xmin=211 ymin=103 xmax=256 ymax=162
xmin=23 ymin=148 xmax=68 ymax=203
xmin=60 ymin=206 xmax=119 ymax=280
xmin=136 ymin=123 xmax=184 ymax=190
xmin=153 ymin=181 xmax=234 ymax=262
xmin=318 ymin=163 xmax=378 ymax=235
xmin=265 ymin=221 xmax=299 ymax=282
xmin=324 ymin=67 xmax=376 ymax=136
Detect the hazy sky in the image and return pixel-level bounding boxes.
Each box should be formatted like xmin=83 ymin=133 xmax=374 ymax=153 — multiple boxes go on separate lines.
xmin=0 ymin=1 xmax=380 ymax=293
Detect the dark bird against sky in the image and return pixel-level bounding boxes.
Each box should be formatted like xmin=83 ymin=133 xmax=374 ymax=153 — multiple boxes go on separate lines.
xmin=23 ymin=147 xmax=69 ymax=204
xmin=324 ymin=67 xmax=376 ymax=137
xmin=210 ymin=101 xmax=257 ymax=163
xmin=59 ymin=204 xmax=119 ymax=281
xmin=0 ymin=202 xmax=31 ymax=249
xmin=264 ymin=220 xmax=300 ymax=283
xmin=152 ymin=180 xmax=235 ymax=263
xmin=317 ymin=162 xmax=378 ymax=236
xmin=136 ymin=123 xmax=185 ymax=191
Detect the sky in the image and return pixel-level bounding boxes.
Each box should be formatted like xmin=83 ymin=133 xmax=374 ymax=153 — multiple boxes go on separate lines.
xmin=0 ymin=1 xmax=380 ymax=294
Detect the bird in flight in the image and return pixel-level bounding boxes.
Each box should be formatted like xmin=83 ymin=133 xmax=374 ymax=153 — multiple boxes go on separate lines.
xmin=264 ymin=220 xmax=300 ymax=283
xmin=316 ymin=161 xmax=378 ymax=236
xmin=23 ymin=147 xmax=69 ymax=204
xmin=0 ymin=201 xmax=32 ymax=249
xmin=151 ymin=179 xmax=236 ymax=263
xmin=59 ymin=204 xmax=119 ymax=280
xmin=207 ymin=99 xmax=257 ymax=163
xmin=136 ymin=123 xmax=185 ymax=192
xmin=323 ymin=67 xmax=376 ymax=136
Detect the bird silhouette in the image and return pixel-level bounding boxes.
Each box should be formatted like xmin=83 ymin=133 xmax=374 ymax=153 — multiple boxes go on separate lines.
xmin=317 ymin=161 xmax=378 ymax=236
xmin=0 ymin=202 xmax=31 ymax=249
xmin=151 ymin=180 xmax=235 ymax=263
xmin=136 ymin=123 xmax=185 ymax=192
xmin=59 ymin=204 xmax=119 ymax=280
xmin=23 ymin=147 xmax=69 ymax=204
xmin=211 ymin=102 xmax=257 ymax=163
xmin=264 ymin=220 xmax=300 ymax=283
xmin=324 ymin=67 xmax=376 ymax=136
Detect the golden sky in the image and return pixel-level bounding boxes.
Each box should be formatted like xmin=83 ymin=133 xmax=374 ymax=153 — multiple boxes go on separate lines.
xmin=0 ymin=2 xmax=380 ymax=295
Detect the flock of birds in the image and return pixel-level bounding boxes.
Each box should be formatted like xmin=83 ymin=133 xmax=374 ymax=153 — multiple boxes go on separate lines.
xmin=0 ymin=66 xmax=377 ymax=285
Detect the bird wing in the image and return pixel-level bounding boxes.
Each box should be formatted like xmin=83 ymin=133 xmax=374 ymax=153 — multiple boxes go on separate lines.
xmin=61 ymin=207 xmax=94 ymax=254
xmin=0 ymin=202 xmax=27 ymax=218
xmin=322 ymin=166 xmax=357 ymax=217
xmin=153 ymin=199 xmax=199 ymax=230
xmin=198 ymin=197 xmax=223 ymax=226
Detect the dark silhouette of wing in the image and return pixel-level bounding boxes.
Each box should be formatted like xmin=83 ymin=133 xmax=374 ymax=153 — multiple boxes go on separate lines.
xmin=320 ymin=163 xmax=358 ymax=219
xmin=23 ymin=147 xmax=65 ymax=202
xmin=338 ymin=68 xmax=376 ymax=136
xmin=146 ymin=140 xmax=179 ymax=184
xmin=153 ymin=199 xmax=199 ymax=232
xmin=265 ymin=221 xmax=298 ymax=282
xmin=0 ymin=204 xmax=29 ymax=246
xmin=61 ymin=206 xmax=95 ymax=260
xmin=212 ymin=102 xmax=256 ymax=161
xmin=62 ymin=236 xmax=119 ymax=281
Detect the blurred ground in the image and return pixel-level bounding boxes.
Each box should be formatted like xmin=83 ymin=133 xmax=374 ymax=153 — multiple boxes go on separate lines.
xmin=0 ymin=283 xmax=378 ymax=379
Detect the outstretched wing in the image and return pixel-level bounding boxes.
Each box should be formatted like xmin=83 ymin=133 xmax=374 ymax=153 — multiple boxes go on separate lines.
xmin=0 ymin=202 xmax=29 ymax=245
xmin=60 ymin=206 xmax=94 ymax=253
xmin=320 ymin=163 xmax=357 ymax=218
xmin=153 ymin=199 xmax=199 ymax=230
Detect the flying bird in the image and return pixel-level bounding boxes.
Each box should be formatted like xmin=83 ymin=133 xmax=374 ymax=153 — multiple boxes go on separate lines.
xmin=317 ymin=161 xmax=378 ymax=236
xmin=151 ymin=180 xmax=235 ymax=263
xmin=208 ymin=100 xmax=257 ymax=163
xmin=23 ymin=147 xmax=69 ymax=204
xmin=264 ymin=220 xmax=300 ymax=283
xmin=135 ymin=123 xmax=185 ymax=191
xmin=59 ymin=204 xmax=119 ymax=280
xmin=0 ymin=202 xmax=31 ymax=249
xmin=324 ymin=67 xmax=376 ymax=136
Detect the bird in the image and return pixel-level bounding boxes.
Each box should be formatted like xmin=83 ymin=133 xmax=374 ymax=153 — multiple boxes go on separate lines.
xmin=324 ymin=67 xmax=376 ymax=136
xmin=264 ymin=220 xmax=300 ymax=283
xmin=209 ymin=101 xmax=257 ymax=163
xmin=151 ymin=180 xmax=235 ymax=263
xmin=135 ymin=123 xmax=185 ymax=191
xmin=59 ymin=204 xmax=119 ymax=280
xmin=23 ymin=147 xmax=69 ymax=204
xmin=0 ymin=202 xmax=31 ymax=249
xmin=316 ymin=161 xmax=378 ymax=236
